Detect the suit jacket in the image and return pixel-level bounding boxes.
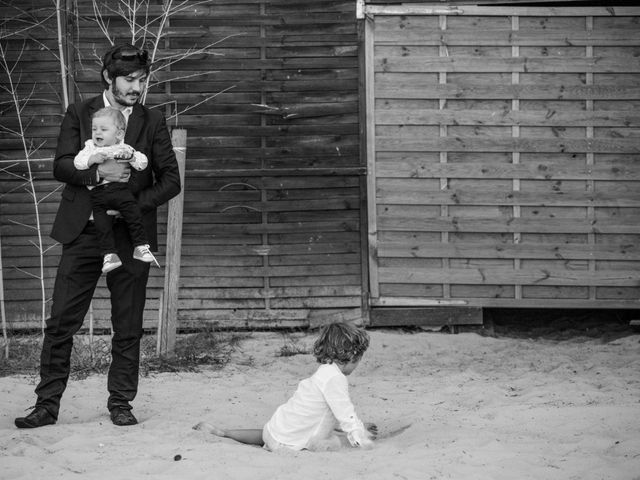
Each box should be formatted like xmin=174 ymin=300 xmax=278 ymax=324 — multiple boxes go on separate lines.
xmin=51 ymin=95 xmax=181 ymax=250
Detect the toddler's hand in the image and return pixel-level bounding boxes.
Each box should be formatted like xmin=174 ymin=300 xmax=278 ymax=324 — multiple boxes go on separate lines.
xmin=112 ymin=145 xmax=135 ymax=162
xmin=347 ymin=429 xmax=375 ymax=449
xmin=88 ymin=152 xmax=107 ymax=166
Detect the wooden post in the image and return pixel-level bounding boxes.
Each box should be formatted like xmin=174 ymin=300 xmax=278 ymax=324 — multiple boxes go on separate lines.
xmin=364 ymin=12 xmax=379 ymax=301
xmin=158 ymin=128 xmax=186 ymax=356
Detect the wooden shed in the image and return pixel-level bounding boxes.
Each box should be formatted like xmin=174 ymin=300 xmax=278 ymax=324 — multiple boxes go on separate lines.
xmin=1 ymin=0 xmax=639 ymax=332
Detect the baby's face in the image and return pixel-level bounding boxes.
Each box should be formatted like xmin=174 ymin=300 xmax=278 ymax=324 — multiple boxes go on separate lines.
xmin=92 ymin=116 xmax=121 ymax=147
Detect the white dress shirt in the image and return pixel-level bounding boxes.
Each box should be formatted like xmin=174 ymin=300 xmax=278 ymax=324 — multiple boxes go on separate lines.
xmin=264 ymin=362 xmax=369 ymax=450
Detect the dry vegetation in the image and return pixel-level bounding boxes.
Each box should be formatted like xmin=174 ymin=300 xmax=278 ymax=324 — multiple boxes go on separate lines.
xmin=0 ymin=328 xmax=250 ymax=378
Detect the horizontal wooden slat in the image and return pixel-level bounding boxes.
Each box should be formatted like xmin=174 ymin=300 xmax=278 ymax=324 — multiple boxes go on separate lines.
xmin=374 ymin=29 xmax=640 ymax=47
xmin=375 ymin=52 xmax=640 ymax=74
xmin=160 ymin=264 xmax=361 ymax=277
xmin=377 ymin=188 xmax=640 ymax=208
xmin=375 ymin=136 xmax=640 ymax=153
xmin=74 ymin=32 xmax=358 ymax=45
xmin=375 ymin=158 xmax=640 ymax=181
xmin=174 ymin=242 xmax=360 ymax=256
xmin=377 ymin=215 xmax=640 ymax=234
xmin=375 ymin=79 xmax=640 ymax=101
xmin=365 ymin=6 xmax=640 ymax=17
xmin=178 ymin=285 xmax=361 ymax=299
xmin=375 ymin=108 xmax=640 ymax=127
xmin=77 ymin=9 xmax=354 ymax=25
xmin=371 ymin=296 xmax=640 ymax=309
xmin=76 ymin=56 xmax=358 ymax=72
xmin=369 ymin=306 xmax=482 ymax=326
xmin=377 ymin=241 xmax=639 ymax=261
xmin=378 ymin=267 xmax=640 ymax=286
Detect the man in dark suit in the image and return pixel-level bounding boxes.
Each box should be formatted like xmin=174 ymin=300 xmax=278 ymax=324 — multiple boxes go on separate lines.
xmin=15 ymin=44 xmax=181 ymax=428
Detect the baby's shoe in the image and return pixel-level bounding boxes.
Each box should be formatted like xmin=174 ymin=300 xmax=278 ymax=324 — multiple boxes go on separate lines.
xmin=102 ymin=253 xmax=122 ymax=273
xmin=133 ymin=244 xmax=160 ymax=268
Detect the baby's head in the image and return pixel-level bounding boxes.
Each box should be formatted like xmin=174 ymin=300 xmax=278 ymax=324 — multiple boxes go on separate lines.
xmin=91 ymin=107 xmax=126 ymax=147
xmin=313 ymin=322 xmax=370 ymax=372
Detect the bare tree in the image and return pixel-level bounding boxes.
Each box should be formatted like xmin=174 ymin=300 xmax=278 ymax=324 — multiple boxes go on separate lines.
xmin=0 ymin=39 xmax=63 ymax=334
xmin=85 ymin=0 xmax=237 ymax=116
xmin=0 ymin=0 xmax=235 ymax=354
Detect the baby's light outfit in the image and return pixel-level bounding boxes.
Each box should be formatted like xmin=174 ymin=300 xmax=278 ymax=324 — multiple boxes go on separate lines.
xmin=74 ymin=140 xmax=149 ymax=257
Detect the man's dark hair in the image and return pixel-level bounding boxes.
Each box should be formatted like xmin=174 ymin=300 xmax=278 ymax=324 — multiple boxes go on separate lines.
xmin=101 ymin=44 xmax=151 ymax=89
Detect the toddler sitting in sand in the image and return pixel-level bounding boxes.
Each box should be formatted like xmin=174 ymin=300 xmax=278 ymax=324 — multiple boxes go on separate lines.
xmin=194 ymin=322 xmax=377 ymax=451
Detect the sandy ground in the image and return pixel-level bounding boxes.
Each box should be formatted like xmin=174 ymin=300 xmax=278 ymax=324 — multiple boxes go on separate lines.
xmin=1 ymin=327 xmax=639 ymax=480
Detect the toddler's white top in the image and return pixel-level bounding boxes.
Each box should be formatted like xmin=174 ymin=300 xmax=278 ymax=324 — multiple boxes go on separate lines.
xmin=74 ymin=139 xmax=148 ymax=173
xmin=264 ymin=362 xmax=368 ymax=450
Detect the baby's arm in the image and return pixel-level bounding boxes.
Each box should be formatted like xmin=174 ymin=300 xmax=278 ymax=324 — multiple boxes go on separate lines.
xmin=112 ymin=144 xmax=148 ymax=171
xmin=74 ymin=140 xmax=107 ymax=170
xmin=128 ymin=150 xmax=148 ymax=171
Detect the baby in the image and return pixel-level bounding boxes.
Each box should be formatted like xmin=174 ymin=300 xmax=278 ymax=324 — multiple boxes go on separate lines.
xmin=74 ymin=106 xmax=158 ymax=273
xmin=194 ymin=322 xmax=376 ymax=452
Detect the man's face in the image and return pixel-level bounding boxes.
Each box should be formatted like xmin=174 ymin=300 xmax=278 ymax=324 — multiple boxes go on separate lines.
xmin=107 ymin=69 xmax=147 ymax=107
xmin=91 ymin=116 xmax=122 ymax=147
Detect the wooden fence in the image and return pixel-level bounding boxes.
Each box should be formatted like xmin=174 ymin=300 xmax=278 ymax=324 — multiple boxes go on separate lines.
xmin=2 ymin=1 xmax=639 ymax=332
xmin=364 ymin=4 xmax=640 ymax=312
xmin=0 ymin=0 xmax=364 ymax=330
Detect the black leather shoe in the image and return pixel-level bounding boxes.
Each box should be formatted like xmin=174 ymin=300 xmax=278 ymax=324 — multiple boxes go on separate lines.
xmin=15 ymin=407 xmax=56 ymax=429
xmin=110 ymin=407 xmax=138 ymax=426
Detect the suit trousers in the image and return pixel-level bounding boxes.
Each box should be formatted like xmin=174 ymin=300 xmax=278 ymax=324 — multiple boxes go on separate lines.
xmin=35 ymin=220 xmax=150 ymax=419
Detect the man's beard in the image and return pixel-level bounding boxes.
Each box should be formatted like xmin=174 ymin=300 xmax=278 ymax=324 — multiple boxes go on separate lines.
xmin=111 ymin=83 xmax=140 ymax=107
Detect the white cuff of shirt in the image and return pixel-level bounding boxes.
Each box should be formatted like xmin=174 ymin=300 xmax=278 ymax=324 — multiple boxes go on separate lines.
xmin=347 ymin=429 xmax=373 ymax=448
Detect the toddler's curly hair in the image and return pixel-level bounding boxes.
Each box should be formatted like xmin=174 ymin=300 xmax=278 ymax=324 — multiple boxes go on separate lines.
xmin=313 ymin=322 xmax=370 ymax=364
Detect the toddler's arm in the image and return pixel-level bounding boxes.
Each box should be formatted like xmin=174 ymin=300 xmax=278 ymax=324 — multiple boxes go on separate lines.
xmin=128 ymin=149 xmax=148 ymax=171
xmin=323 ymin=374 xmax=374 ymax=449
xmin=112 ymin=144 xmax=148 ymax=171
xmin=74 ymin=140 xmax=107 ymax=170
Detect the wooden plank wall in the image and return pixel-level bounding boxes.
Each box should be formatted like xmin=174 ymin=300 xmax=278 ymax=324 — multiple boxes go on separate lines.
xmin=0 ymin=0 xmax=66 ymax=329
xmin=367 ymin=5 xmax=640 ymax=309
xmin=0 ymin=0 xmax=364 ymax=330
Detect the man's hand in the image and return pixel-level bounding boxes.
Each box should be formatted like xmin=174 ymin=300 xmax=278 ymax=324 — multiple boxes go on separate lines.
xmin=97 ymin=160 xmax=131 ymax=183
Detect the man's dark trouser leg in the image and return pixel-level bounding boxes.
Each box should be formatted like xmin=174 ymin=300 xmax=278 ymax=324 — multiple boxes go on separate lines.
xmin=35 ymin=224 xmax=102 ymax=419
xmin=105 ymin=220 xmax=150 ymax=412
